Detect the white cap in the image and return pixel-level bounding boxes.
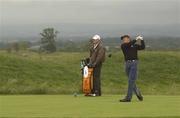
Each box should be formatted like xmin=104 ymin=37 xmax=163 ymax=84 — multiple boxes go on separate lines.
xmin=92 ymin=35 xmax=101 ymax=40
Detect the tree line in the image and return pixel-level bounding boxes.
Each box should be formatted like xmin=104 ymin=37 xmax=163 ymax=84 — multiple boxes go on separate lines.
xmin=0 ymin=27 xmax=180 ymax=53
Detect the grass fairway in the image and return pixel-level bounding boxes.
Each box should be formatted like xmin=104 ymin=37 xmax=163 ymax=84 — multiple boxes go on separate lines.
xmin=1 ymin=95 xmax=180 ymax=118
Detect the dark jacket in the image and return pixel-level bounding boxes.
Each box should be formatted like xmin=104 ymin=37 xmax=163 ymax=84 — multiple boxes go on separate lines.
xmin=121 ymin=40 xmax=145 ymax=61
xmin=90 ymin=43 xmax=106 ymax=66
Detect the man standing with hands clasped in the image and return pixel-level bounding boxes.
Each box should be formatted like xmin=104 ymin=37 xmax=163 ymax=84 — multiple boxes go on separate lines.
xmin=89 ymin=35 xmax=106 ymax=96
xmin=120 ymin=35 xmax=145 ymax=102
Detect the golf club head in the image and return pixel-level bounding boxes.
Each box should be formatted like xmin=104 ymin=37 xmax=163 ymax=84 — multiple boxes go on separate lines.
xmin=108 ymin=53 xmax=112 ymax=58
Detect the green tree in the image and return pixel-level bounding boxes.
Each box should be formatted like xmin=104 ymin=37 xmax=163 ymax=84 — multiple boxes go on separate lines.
xmin=40 ymin=28 xmax=58 ymax=53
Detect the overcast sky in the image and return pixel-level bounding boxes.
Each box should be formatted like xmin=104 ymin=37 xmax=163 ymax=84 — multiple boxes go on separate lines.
xmin=1 ymin=0 xmax=179 ymax=25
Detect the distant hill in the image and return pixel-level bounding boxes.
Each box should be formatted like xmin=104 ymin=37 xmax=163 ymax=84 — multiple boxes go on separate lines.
xmin=1 ymin=23 xmax=180 ymax=41
xmin=102 ymin=37 xmax=180 ymax=50
xmin=1 ymin=23 xmax=180 ymax=51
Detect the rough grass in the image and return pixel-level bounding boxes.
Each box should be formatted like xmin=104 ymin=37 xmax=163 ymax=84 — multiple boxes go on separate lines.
xmin=0 ymin=95 xmax=180 ymax=118
xmin=0 ymin=51 xmax=180 ymax=94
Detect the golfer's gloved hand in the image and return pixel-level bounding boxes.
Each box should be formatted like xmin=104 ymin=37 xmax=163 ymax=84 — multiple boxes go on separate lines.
xmin=136 ymin=35 xmax=143 ymax=40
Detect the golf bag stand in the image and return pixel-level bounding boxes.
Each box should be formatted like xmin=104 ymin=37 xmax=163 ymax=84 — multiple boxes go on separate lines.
xmin=81 ymin=58 xmax=94 ymax=96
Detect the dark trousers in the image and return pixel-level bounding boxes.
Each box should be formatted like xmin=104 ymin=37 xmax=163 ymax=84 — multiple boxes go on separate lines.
xmin=125 ymin=60 xmax=142 ymax=100
xmin=93 ymin=63 xmax=102 ymax=96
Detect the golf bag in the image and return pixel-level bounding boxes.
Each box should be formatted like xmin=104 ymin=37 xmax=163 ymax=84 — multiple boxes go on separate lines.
xmin=81 ymin=58 xmax=94 ymax=95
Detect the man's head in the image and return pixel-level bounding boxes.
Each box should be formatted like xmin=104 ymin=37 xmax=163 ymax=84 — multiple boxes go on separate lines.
xmin=92 ymin=35 xmax=101 ymax=45
xmin=121 ymin=35 xmax=131 ymax=43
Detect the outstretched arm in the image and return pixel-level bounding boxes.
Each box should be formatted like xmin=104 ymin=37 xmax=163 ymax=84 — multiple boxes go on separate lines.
xmin=136 ymin=40 xmax=145 ymax=50
xmin=121 ymin=40 xmax=136 ymax=49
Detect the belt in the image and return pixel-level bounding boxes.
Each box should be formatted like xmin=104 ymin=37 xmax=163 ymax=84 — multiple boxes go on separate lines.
xmin=126 ymin=60 xmax=137 ymax=62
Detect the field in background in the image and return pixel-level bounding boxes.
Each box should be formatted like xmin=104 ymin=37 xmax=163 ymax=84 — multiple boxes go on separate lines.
xmin=0 ymin=51 xmax=180 ymax=95
xmin=1 ymin=95 xmax=180 ymax=118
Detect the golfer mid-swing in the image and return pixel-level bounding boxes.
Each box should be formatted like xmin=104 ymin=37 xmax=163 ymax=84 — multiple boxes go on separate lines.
xmin=120 ymin=35 xmax=145 ymax=102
